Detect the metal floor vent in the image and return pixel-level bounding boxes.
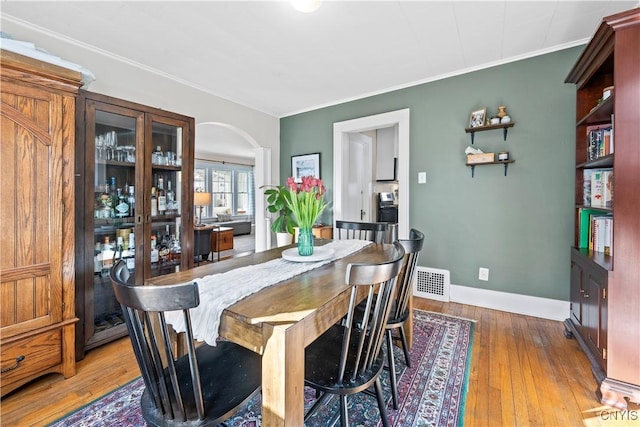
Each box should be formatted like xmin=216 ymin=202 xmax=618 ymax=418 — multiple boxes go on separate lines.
xmin=413 ymin=267 xmax=450 ymax=302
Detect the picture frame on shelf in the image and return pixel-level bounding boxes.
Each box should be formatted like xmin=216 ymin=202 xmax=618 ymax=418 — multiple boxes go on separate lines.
xmin=469 ymin=108 xmax=487 ymax=128
xmin=291 ymin=152 xmax=320 ymax=183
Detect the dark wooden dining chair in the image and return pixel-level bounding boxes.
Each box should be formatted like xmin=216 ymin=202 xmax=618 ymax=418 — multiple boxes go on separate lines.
xmin=335 ymin=220 xmax=390 ymax=244
xmin=304 ymin=241 xmax=405 ymax=427
xmin=386 ymin=228 xmax=425 ymax=409
xmin=109 ymin=260 xmax=261 ymax=426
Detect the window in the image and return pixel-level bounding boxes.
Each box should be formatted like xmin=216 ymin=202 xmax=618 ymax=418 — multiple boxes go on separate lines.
xmin=194 ymin=160 xmax=254 ymax=219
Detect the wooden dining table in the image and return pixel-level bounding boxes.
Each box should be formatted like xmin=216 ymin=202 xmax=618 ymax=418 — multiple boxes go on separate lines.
xmin=145 ymin=240 xmax=405 ymax=426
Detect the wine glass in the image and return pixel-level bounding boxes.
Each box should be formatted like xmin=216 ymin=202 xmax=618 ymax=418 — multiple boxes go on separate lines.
xmin=96 ymin=134 xmax=105 ymax=160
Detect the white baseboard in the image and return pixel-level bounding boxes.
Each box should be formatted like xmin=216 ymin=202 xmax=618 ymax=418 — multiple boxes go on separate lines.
xmin=446 ymin=284 xmax=569 ymax=322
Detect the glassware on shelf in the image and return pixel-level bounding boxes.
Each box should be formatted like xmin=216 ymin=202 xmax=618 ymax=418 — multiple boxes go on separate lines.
xmin=123 ymin=146 xmax=136 ymax=163
xmin=152 ymin=145 xmax=165 ymax=165
xmin=104 ymin=131 xmax=116 ymax=160
xmin=95 ymin=134 xmax=105 ymax=160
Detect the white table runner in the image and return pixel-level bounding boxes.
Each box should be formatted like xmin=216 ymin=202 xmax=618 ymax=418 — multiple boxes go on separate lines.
xmin=165 ymin=239 xmax=372 ymax=345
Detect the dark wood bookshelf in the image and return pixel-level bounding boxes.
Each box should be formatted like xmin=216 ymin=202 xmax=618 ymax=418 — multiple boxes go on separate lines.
xmin=564 ymin=7 xmax=640 ymax=409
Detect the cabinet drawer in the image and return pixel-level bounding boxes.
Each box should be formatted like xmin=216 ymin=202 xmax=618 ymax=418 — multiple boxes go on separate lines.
xmin=1 ymin=329 xmax=62 ymax=385
xmin=212 ymin=230 xmax=234 ymax=252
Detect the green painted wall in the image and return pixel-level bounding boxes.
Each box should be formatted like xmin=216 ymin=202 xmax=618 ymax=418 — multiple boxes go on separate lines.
xmin=280 ymin=47 xmax=582 ymax=301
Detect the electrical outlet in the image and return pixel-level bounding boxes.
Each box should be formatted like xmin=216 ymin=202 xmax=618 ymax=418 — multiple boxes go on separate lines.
xmin=418 ymin=172 xmax=427 ymax=184
xmin=479 ymin=267 xmax=489 ymax=281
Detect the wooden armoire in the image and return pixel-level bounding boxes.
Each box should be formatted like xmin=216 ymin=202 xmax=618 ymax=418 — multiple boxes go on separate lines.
xmin=0 ymin=50 xmax=82 ymax=396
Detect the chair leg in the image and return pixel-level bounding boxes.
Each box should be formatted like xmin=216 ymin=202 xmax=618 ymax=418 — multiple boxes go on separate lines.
xmin=374 ymin=378 xmax=390 ymax=427
xmin=399 ymin=325 xmax=411 ymax=368
xmin=386 ymin=329 xmax=399 ymax=409
xmin=304 ymin=391 xmax=331 ymax=423
xmin=340 ymin=395 xmax=349 ymax=427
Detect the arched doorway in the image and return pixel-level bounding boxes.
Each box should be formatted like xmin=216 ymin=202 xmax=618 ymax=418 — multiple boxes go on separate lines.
xmin=195 ymin=122 xmax=271 ymax=252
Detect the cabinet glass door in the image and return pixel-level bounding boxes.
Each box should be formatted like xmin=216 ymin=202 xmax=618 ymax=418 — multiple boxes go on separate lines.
xmin=86 ymin=102 xmax=143 ymax=348
xmin=147 ymin=116 xmax=186 ymax=278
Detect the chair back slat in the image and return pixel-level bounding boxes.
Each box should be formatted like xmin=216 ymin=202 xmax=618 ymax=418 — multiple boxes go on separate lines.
xmin=335 ymin=220 xmax=390 ymax=244
xmin=123 ymin=306 xmax=167 ymax=413
xmin=391 ymin=229 xmax=425 ymax=322
xmin=180 ymin=310 xmax=206 ymax=418
xmin=338 ymin=241 xmax=405 ymax=384
xmin=146 ymin=310 xmax=182 ymax=420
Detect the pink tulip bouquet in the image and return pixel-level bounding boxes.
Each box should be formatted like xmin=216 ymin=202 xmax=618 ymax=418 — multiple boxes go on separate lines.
xmin=284 ymin=176 xmax=328 ymax=229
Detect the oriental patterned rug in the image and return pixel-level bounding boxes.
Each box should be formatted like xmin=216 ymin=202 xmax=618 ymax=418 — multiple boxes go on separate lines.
xmin=49 ymin=310 xmax=474 ymax=427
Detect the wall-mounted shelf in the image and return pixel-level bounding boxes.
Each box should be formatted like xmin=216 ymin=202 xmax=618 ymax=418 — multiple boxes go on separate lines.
xmin=465 ymin=122 xmax=515 ymax=144
xmin=466 ymin=160 xmax=515 ymax=177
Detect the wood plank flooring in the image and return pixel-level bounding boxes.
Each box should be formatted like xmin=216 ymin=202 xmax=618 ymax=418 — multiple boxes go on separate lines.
xmin=2 ymin=298 xmax=638 ymax=426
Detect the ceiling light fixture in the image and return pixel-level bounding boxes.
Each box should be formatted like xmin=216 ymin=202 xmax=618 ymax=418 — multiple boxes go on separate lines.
xmin=290 ymin=0 xmax=322 ymax=13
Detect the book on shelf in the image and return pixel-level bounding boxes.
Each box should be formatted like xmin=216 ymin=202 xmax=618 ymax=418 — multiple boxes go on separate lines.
xmin=610 ymin=113 xmax=615 ymax=154
xmin=578 ymin=207 xmax=613 ymax=254
xmin=603 ymin=216 xmax=613 ymax=256
xmin=586 ymin=123 xmax=613 ymax=161
xmin=589 ymin=168 xmax=613 ymax=208
xmin=583 ymin=169 xmax=593 ymax=206
xmin=590 ymin=215 xmax=613 ymax=255
xmin=602 ymin=169 xmax=613 ymax=208
xmin=578 ymin=208 xmax=603 ymax=248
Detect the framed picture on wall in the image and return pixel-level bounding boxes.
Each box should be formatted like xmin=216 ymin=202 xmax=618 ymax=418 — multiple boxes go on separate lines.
xmin=291 ymin=153 xmax=321 ymax=183
xmin=469 ymin=108 xmax=487 ymax=128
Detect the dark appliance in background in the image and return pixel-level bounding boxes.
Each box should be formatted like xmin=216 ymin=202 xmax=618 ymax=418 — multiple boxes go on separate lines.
xmin=377 ymin=192 xmax=398 ymax=223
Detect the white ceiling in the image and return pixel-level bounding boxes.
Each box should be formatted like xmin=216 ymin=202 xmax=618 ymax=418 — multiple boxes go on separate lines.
xmin=2 ymin=1 xmax=637 ymax=158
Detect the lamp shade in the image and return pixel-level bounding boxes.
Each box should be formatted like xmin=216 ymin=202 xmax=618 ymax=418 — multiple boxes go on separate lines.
xmin=194 ymin=192 xmax=211 ymax=207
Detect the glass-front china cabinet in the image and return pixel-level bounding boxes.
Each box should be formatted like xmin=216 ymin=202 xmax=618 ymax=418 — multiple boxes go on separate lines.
xmin=75 ymin=91 xmax=194 ymax=358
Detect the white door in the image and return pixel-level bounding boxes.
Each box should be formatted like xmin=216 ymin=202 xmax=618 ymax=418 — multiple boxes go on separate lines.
xmin=345 ymin=132 xmax=373 ymax=222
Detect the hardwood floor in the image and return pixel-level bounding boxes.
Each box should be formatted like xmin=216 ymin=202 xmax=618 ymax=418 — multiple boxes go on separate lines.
xmin=2 ymin=298 xmax=638 ymax=426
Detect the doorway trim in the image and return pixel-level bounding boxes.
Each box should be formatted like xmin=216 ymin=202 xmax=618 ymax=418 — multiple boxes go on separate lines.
xmin=333 ymin=108 xmax=410 ymax=239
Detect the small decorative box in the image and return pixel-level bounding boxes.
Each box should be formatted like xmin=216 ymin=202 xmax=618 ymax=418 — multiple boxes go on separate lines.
xmin=466 ymin=153 xmax=495 ymax=164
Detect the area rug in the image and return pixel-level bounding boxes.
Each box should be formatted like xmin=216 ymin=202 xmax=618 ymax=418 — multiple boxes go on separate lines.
xmin=49 ymin=310 xmax=474 ymax=427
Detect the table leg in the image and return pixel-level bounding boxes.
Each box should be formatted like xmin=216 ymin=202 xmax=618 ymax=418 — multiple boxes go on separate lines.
xmin=407 ymin=293 xmax=414 ymax=348
xmin=261 ymin=323 xmax=305 ymax=426
xmin=216 ymin=225 xmax=221 ymax=262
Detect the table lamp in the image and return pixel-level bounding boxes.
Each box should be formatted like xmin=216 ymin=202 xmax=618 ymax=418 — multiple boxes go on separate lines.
xmin=194 ymin=191 xmax=211 ymax=226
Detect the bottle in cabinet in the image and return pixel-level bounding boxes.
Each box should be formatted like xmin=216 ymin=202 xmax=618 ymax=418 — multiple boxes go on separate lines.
xmin=157 ymin=177 xmax=167 ymax=215
xmin=150 ymin=236 xmax=159 ymax=264
xmin=126 ymin=233 xmax=136 ymax=270
xmin=158 ymin=225 xmax=171 ymax=263
xmin=114 ymin=188 xmax=129 ymax=217
xmin=96 ymin=183 xmax=114 ymax=219
xmin=101 ymin=236 xmax=115 ymax=272
xmin=151 ymin=187 xmax=158 ymax=217
xmin=167 ymin=179 xmax=177 ymax=215
xmin=152 ymin=145 xmax=164 ymax=165
xmin=127 ymin=185 xmax=136 ymax=217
